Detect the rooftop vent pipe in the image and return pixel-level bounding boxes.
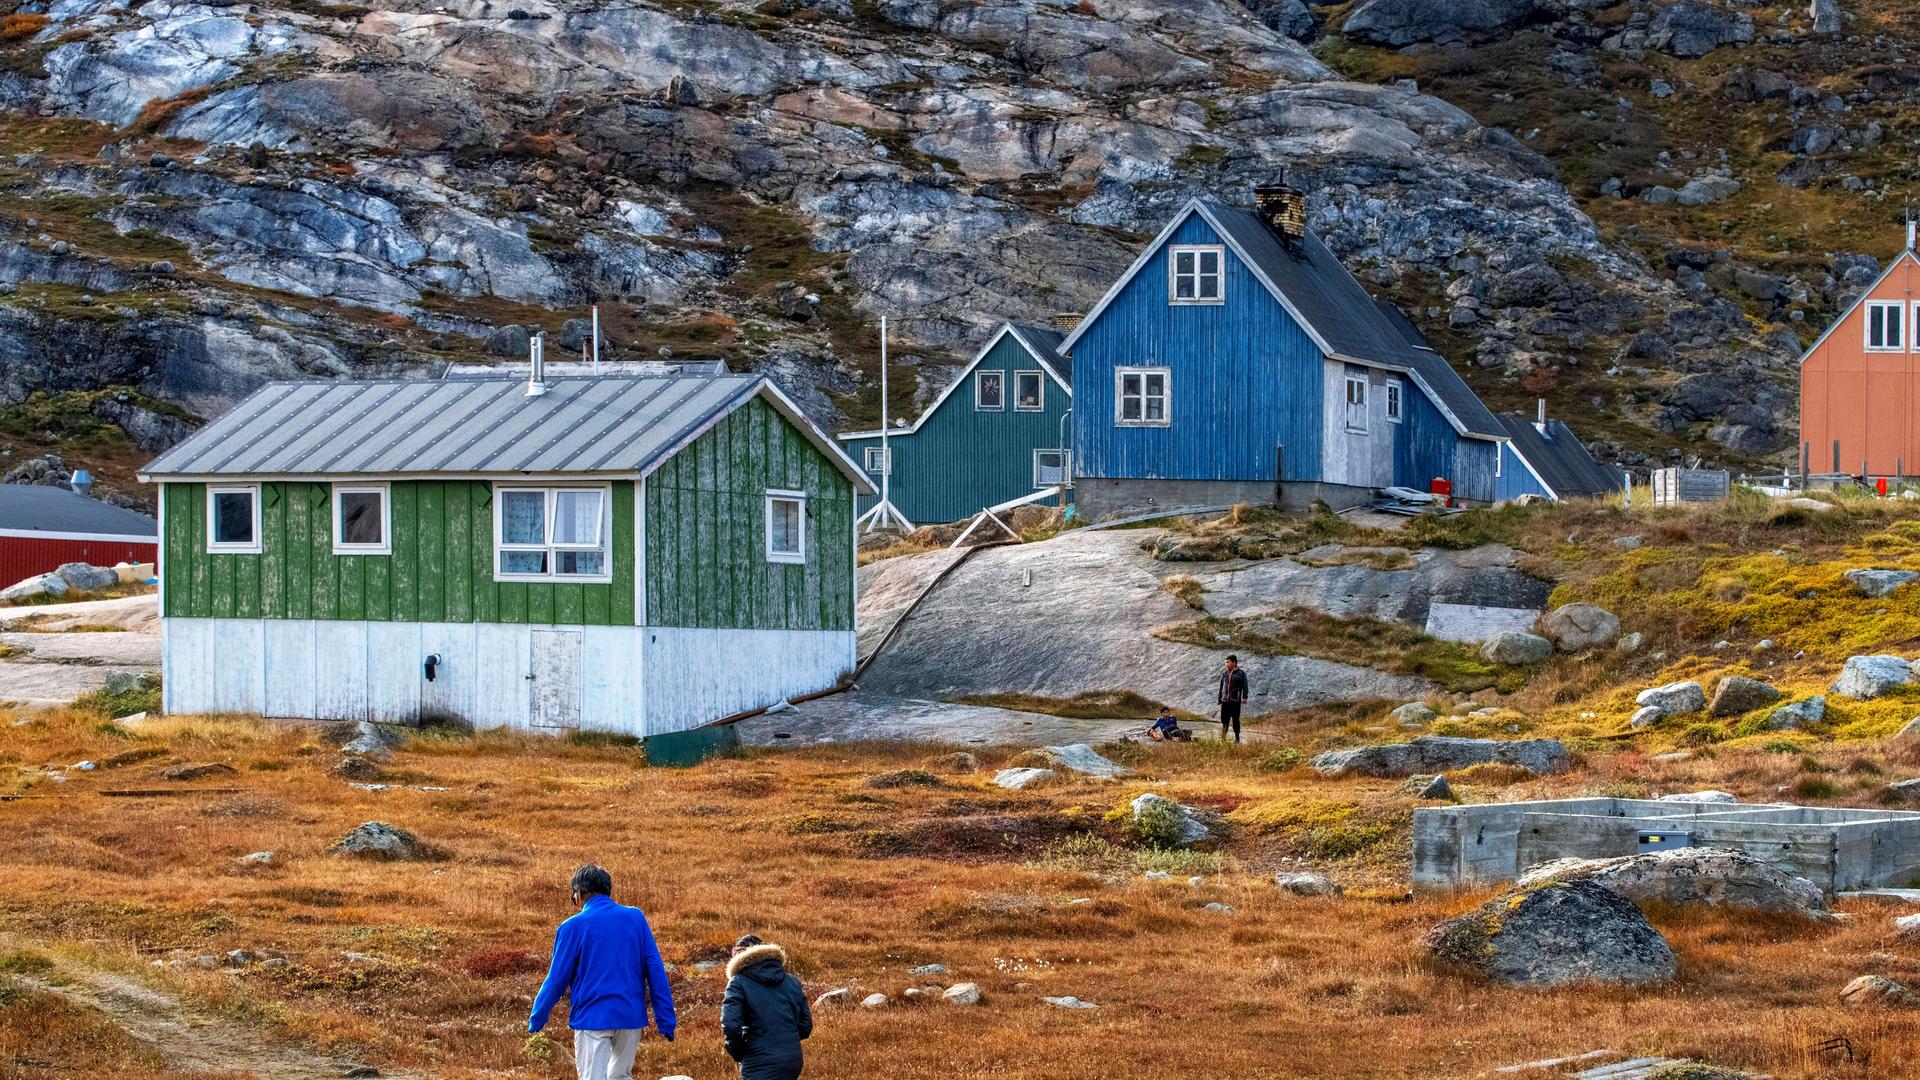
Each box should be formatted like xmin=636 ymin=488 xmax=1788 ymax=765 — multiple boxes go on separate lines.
xmin=527 ymin=332 xmax=548 ymax=397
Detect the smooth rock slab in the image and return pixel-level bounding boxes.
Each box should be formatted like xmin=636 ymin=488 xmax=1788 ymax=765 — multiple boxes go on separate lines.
xmin=993 ymin=767 xmax=1054 ymax=790
xmin=1517 ymin=847 xmax=1828 ymax=917
xmin=1422 ymin=879 xmax=1676 ymax=987
xmin=1658 ymin=790 xmax=1736 ymax=804
xmin=1311 ymin=736 xmax=1569 ymax=778
xmin=1041 ymin=995 xmax=1097 ymax=1009
xmin=1832 ymin=656 xmax=1915 ymax=699
xmin=1708 ymin=676 xmax=1782 ymax=717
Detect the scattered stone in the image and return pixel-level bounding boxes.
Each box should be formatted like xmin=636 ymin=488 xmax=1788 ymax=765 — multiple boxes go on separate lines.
xmin=1839 ymin=974 xmax=1920 ymax=1007
xmin=332 ymin=753 xmax=384 ymax=781
xmin=1635 ymin=680 xmax=1706 ymax=716
xmin=1130 ymin=792 xmax=1210 ymax=846
xmin=942 ymin=982 xmax=982 ymax=1005
xmin=1844 ymin=568 xmax=1919 ymax=598
xmin=68 ymin=760 xmax=96 ymax=772
xmin=1786 ymin=497 xmax=1835 ymax=512
xmin=1311 ymin=736 xmax=1569 ymax=778
xmin=342 ymin=720 xmax=401 ymax=761
xmin=1894 ymin=913 xmax=1920 ymax=939
xmin=907 ymin=963 xmax=948 ymax=976
xmin=1895 ymin=717 xmax=1920 ymax=743
xmin=236 ymin=850 xmax=277 ymax=867
xmin=1203 ymin=902 xmax=1234 ymax=912
xmin=860 ymin=992 xmax=888 ymax=1008
xmin=162 ymin=762 xmax=237 ymax=781
xmin=1273 ymin=871 xmax=1342 ymax=897
xmin=1629 ymin=706 xmax=1665 ymax=730
xmin=1658 ymin=790 xmax=1736 ymax=804
xmin=1480 ymin=631 xmax=1554 ymax=665
xmin=1709 ymin=676 xmax=1783 ymax=717
xmin=1143 ymin=870 xmax=1172 ymax=882
xmin=1615 ymin=631 xmax=1645 ymax=654
xmin=1186 ymin=876 xmax=1205 ymax=886
xmin=1517 ymin=848 xmax=1828 ymax=917
xmin=1390 ymin=702 xmax=1438 ymax=727
xmin=1888 ymin=778 xmax=1920 ymax=800
xmin=1677 ymin=176 xmax=1740 ymax=205
xmin=1422 ymin=879 xmax=1676 ymax=986
xmin=1810 ymin=0 xmax=1841 ymax=33
xmin=1766 ymin=696 xmax=1827 ymax=729
xmin=992 ymin=767 xmax=1054 ymax=790
xmin=103 ymin=670 xmax=145 ymax=695
xmin=1832 ymin=656 xmax=1914 ymax=699
xmin=1538 ymin=604 xmax=1621 ymax=652
xmin=813 ymin=988 xmax=853 ymax=1008
xmin=331 ymin=821 xmax=432 ymax=860
xmin=260 ymin=957 xmax=289 ymax=971
xmin=1041 ymin=995 xmax=1097 ymax=1009
xmin=1611 ymin=535 xmax=1643 ymax=549
xmin=1417 ymin=774 xmax=1454 ymax=801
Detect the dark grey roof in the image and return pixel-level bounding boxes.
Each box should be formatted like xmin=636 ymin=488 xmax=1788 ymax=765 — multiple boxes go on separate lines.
xmin=140 ymin=374 xmax=871 ymax=490
xmin=1199 ymin=200 xmax=1504 ymax=440
xmin=1496 ymin=412 xmax=1625 ymax=499
xmin=0 ymin=484 xmax=156 ymax=537
xmin=1006 ymin=323 xmax=1072 ymax=385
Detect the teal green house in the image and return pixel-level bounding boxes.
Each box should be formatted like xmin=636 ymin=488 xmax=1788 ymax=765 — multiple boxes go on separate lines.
xmin=138 ymin=371 xmax=872 ymax=736
xmin=839 ymin=322 xmax=1073 ymax=526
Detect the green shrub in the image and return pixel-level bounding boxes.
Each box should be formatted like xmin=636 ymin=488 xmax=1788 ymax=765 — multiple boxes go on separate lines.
xmin=1257 ymin=747 xmax=1304 ymax=772
xmin=1761 ymin=739 xmax=1801 ymax=754
xmin=1127 ymin=799 xmax=1187 ymax=850
xmin=71 ymin=674 xmax=160 ymax=719
xmin=1793 ymin=775 xmax=1836 ymax=799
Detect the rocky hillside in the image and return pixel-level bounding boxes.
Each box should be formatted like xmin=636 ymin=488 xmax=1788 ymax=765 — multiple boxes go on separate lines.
xmin=0 ymin=0 xmax=1912 ymax=503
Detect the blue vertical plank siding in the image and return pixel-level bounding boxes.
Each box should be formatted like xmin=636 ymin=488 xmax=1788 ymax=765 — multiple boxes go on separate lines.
xmin=1495 ymin=442 xmax=1553 ymax=501
xmin=842 ymin=331 xmax=1073 ymax=525
xmin=1390 ymin=384 xmax=1496 ymax=502
xmin=1070 ymin=215 xmax=1324 ymax=484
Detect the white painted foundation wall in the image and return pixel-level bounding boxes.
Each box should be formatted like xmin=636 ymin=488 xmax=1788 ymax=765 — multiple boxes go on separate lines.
xmin=163 ymin=618 xmax=855 ymax=736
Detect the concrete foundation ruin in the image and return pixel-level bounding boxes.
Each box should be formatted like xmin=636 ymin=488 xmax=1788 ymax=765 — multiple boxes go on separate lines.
xmin=1414 ymin=797 xmax=1920 ymax=894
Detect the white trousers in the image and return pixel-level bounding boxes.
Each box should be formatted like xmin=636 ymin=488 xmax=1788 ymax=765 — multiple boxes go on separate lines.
xmin=573 ymin=1028 xmax=641 ymax=1080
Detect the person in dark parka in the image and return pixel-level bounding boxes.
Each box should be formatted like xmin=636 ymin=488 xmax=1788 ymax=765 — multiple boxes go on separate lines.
xmin=721 ymin=934 xmax=812 ymax=1080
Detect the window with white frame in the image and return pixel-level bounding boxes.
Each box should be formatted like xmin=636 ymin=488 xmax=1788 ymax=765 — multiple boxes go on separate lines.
xmin=766 ymin=491 xmax=806 ymax=564
xmin=1168 ymin=245 xmax=1223 ymax=304
xmin=863 ymin=446 xmax=890 ymax=475
xmin=1344 ymin=374 xmax=1369 ymax=433
xmin=1033 ymin=449 xmax=1070 ymax=487
xmin=332 ymin=483 xmax=390 ymax=555
xmin=494 ymin=485 xmax=610 ymax=580
xmin=1867 ymin=301 xmax=1905 ymax=351
xmin=206 ymin=484 xmax=261 ymax=553
xmin=1384 ymin=378 xmax=1404 ymax=424
xmin=975 ymin=370 xmax=1004 ymax=410
xmin=1014 ymin=370 xmax=1044 ymax=411
xmin=1115 ymin=367 xmax=1170 ymax=426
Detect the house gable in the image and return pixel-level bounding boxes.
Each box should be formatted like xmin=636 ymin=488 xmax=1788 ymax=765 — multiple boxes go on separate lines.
xmin=1798 ymin=245 xmax=1920 ymax=476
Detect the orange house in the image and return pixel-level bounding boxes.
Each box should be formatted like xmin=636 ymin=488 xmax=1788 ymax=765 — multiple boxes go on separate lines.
xmin=1800 ymin=227 xmax=1920 ymax=478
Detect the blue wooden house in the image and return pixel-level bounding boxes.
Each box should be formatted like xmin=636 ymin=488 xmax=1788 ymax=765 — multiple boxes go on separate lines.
xmin=839 ymin=322 xmax=1073 ymax=525
xmin=1494 ymin=405 xmax=1625 ymax=502
xmin=1059 ymin=190 xmax=1508 ymax=518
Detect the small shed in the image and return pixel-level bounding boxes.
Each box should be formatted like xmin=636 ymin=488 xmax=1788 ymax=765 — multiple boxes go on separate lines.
xmin=1494 ymin=407 xmax=1626 ymax=502
xmin=139 ymin=372 xmax=873 ymax=735
xmin=0 ymin=484 xmax=157 ymax=585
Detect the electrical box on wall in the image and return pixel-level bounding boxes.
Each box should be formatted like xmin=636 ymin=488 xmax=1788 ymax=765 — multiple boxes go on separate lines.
xmin=1637 ymin=831 xmax=1693 ymax=853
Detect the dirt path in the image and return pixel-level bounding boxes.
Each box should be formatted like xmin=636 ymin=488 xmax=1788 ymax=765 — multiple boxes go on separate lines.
xmin=10 ymin=945 xmax=408 ymax=1079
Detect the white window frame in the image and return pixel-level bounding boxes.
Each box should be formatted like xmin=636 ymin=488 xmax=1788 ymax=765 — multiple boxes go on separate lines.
xmin=1866 ymin=300 xmax=1905 ymax=352
xmin=863 ymin=446 xmax=890 ymax=475
xmin=1115 ymin=366 xmax=1171 ymax=427
xmin=331 ymin=482 xmax=391 ymax=555
xmin=1014 ymin=370 xmax=1045 ymax=412
xmin=1167 ymin=244 xmax=1225 ymax=305
xmin=765 ymin=489 xmax=806 ymax=565
xmin=1033 ymin=448 xmax=1070 ymax=488
xmin=205 ymin=483 xmax=262 ymax=554
xmin=1344 ymin=374 xmax=1369 ymax=434
xmin=1384 ymin=378 xmax=1404 ymax=424
xmin=975 ymin=369 xmax=1005 ymax=411
xmin=491 ymin=482 xmax=614 ymax=584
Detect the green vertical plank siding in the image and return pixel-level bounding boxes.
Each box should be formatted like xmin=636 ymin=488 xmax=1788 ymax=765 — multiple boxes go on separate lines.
xmin=160 ymin=480 xmax=635 ymax=625
xmin=645 ymin=396 xmax=855 ymax=632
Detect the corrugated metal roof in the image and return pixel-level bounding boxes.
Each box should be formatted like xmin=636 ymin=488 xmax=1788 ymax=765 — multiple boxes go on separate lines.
xmin=1199 ymin=200 xmax=1505 ymax=440
xmin=1496 ymin=412 xmax=1625 ymax=499
xmin=0 ymin=484 xmax=157 ymax=537
xmin=140 ymin=375 xmax=871 ymax=490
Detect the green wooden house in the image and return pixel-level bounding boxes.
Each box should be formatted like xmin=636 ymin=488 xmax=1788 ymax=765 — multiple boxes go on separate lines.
xmin=839 ymin=322 xmax=1073 ymax=526
xmin=138 ymin=371 xmax=873 ymax=735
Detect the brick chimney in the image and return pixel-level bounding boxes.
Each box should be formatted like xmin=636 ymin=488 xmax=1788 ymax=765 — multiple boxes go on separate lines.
xmin=1049 ymin=312 xmax=1083 ymax=333
xmin=1254 ymin=185 xmax=1308 ymax=243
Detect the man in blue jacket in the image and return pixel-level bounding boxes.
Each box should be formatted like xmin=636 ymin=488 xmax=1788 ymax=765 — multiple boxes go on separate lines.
xmin=529 ymin=865 xmax=677 ymax=1080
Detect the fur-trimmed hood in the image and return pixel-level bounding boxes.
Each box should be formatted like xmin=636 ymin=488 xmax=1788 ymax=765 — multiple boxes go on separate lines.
xmin=726 ymin=942 xmax=788 ymax=982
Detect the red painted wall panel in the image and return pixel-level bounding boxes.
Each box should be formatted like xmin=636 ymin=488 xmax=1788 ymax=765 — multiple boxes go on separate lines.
xmin=0 ymin=538 xmax=157 ymax=589
xmin=1801 ymin=254 xmax=1920 ymax=475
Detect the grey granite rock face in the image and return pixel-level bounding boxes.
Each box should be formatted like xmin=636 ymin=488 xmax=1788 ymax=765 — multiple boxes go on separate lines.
xmin=1517 ymin=848 xmax=1828 ymax=918
xmin=1311 ymin=736 xmax=1569 ymax=778
xmin=1422 ymin=879 xmax=1676 ymax=986
xmin=1832 ymin=656 xmax=1915 ymax=700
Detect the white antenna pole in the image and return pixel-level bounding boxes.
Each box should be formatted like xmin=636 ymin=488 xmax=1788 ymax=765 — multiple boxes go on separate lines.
xmin=878 ymin=316 xmax=891 ymax=531
xmin=591 ymin=305 xmax=601 ymax=374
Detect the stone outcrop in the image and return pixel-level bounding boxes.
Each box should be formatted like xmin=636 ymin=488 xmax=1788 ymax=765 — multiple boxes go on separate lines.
xmin=1635 ymin=680 xmax=1706 ymax=717
xmin=1310 ymin=736 xmax=1568 ymax=778
xmin=1422 ymin=879 xmax=1676 ymax=986
xmin=1765 ymin=696 xmax=1826 ymax=730
xmin=331 ymin=821 xmax=433 ymax=860
xmin=1516 ymin=848 xmax=1829 ymax=918
xmin=1708 ymin=676 xmax=1783 ymax=717
xmin=1480 ymin=631 xmax=1553 ymax=665
xmin=1832 ymin=656 xmax=1914 ymax=700
xmin=1538 ymin=604 xmax=1621 ymax=653
xmin=1844 ymin=568 xmax=1918 ymax=598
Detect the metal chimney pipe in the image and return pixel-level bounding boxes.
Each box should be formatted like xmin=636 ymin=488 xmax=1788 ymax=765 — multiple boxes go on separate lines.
xmin=527 ymin=332 xmax=548 ymax=397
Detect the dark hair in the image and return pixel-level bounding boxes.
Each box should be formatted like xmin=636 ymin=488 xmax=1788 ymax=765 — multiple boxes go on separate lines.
xmin=1159 ymin=706 xmax=1173 ymax=713
xmin=1226 ymin=655 xmax=1238 ymax=663
xmin=733 ymin=934 xmax=763 ymax=951
xmin=570 ymin=864 xmax=613 ymax=898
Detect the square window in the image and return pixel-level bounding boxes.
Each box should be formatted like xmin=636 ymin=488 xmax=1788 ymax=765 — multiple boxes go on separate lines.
xmin=1116 ymin=367 xmax=1170 ymax=427
xmin=864 ymin=446 xmax=890 ymax=475
xmin=333 ymin=484 xmax=389 ymax=554
xmin=976 ymin=370 xmax=1004 ymax=410
xmin=1169 ymin=245 xmax=1224 ymax=305
xmin=1015 ymin=371 xmax=1044 ymax=411
xmin=767 ymin=493 xmax=805 ymax=564
xmin=1868 ymin=301 xmax=1905 ymax=351
xmin=207 ymin=485 xmax=260 ymax=553
xmin=1034 ymin=449 xmax=1070 ymax=487
xmin=501 ymin=490 xmax=546 ymax=545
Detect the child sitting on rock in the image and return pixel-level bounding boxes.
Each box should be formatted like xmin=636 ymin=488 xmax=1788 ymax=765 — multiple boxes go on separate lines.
xmin=1147 ymin=707 xmax=1190 ymax=742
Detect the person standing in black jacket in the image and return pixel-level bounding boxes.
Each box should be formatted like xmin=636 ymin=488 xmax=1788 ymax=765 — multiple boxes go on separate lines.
xmin=1217 ymin=655 xmax=1249 ymax=743
xmin=721 ymin=935 xmax=812 ymax=1080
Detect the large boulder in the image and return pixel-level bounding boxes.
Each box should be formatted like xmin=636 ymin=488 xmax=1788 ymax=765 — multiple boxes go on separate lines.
xmin=1831 ymin=656 xmax=1914 ymax=700
xmin=1479 ymin=631 xmax=1553 ymax=665
xmin=1516 ymin=848 xmax=1828 ymax=918
xmin=1310 ymin=736 xmax=1568 ymax=778
xmin=1635 ymin=681 xmax=1706 ymax=716
xmin=1538 ymin=604 xmax=1621 ymax=652
xmin=1844 ymin=568 xmax=1918 ymax=598
xmin=1647 ymin=0 xmax=1754 ymax=57
xmin=1342 ymin=0 xmax=1545 ymax=46
xmin=1765 ymin=696 xmax=1826 ymax=729
xmin=1273 ymin=871 xmax=1342 ymax=896
xmin=1839 ymin=975 xmax=1920 ymax=1007
xmin=1421 ymin=879 xmax=1676 ymax=986
xmin=1390 ymin=702 xmax=1437 ymax=727
xmin=331 ymin=821 xmax=432 ymax=860
xmin=55 ymin=562 xmax=119 ymax=592
xmin=1708 ymin=676 xmax=1783 ymax=717
xmin=0 ymin=572 xmax=68 ymax=602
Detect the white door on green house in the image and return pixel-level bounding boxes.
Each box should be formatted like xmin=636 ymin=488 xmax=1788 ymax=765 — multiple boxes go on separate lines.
xmin=529 ymin=629 xmax=582 ymax=729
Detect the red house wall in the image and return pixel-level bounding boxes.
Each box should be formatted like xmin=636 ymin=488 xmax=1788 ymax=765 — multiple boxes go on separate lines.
xmin=1801 ymin=252 xmax=1920 ymax=476
xmin=0 ymin=537 xmax=157 ymax=589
